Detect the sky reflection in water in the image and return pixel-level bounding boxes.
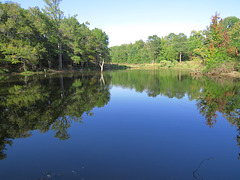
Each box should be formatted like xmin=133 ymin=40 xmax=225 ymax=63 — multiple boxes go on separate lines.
xmin=0 ymin=70 xmax=240 ymax=180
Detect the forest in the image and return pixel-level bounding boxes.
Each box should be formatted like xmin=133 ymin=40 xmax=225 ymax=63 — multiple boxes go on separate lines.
xmin=0 ymin=0 xmax=110 ymax=73
xmin=0 ymin=0 xmax=240 ymax=74
xmin=110 ymin=15 xmax=240 ymax=73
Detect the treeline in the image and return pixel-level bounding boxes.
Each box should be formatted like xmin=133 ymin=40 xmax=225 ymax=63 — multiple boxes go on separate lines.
xmin=0 ymin=0 xmax=110 ymax=73
xmin=111 ymin=14 xmax=240 ymax=73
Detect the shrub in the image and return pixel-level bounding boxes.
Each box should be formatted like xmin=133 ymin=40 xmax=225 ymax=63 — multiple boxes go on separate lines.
xmin=204 ymin=62 xmax=235 ymax=74
xmin=159 ymin=60 xmax=172 ymax=67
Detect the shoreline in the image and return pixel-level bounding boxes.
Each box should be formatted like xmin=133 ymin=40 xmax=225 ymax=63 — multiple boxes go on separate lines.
xmin=117 ymin=62 xmax=240 ymax=78
xmin=1 ymin=62 xmax=240 ymax=78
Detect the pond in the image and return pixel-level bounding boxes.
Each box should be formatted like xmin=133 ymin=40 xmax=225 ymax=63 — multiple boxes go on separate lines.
xmin=0 ymin=69 xmax=240 ymax=180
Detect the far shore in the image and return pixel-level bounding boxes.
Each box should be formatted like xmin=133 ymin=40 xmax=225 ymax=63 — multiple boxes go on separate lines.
xmin=1 ymin=61 xmax=240 ymax=78
xmin=116 ymin=62 xmax=240 ymax=78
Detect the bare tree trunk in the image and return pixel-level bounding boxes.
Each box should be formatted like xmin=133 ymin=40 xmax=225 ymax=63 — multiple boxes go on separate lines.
xmin=48 ymin=60 xmax=51 ymax=69
xmin=58 ymin=41 xmax=62 ymax=69
xmin=99 ymin=60 xmax=104 ymax=73
xmin=179 ymin=52 xmax=182 ymax=63
xmin=236 ymin=47 xmax=239 ymax=57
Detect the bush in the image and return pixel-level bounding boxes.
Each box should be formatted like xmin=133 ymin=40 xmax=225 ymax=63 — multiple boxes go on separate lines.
xmin=171 ymin=60 xmax=178 ymax=66
xmin=159 ymin=60 xmax=172 ymax=67
xmin=204 ymin=62 xmax=235 ymax=74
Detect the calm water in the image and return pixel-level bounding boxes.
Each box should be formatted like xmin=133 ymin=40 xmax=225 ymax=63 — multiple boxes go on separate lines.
xmin=0 ymin=70 xmax=240 ymax=180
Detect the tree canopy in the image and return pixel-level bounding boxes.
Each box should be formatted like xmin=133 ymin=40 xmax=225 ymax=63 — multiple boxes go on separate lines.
xmin=0 ymin=1 xmax=110 ymax=72
xmin=0 ymin=2 xmax=239 ymax=74
xmin=110 ymin=14 xmax=240 ymax=73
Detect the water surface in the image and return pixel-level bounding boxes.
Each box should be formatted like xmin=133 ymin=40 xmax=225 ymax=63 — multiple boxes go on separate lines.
xmin=0 ymin=70 xmax=240 ymax=180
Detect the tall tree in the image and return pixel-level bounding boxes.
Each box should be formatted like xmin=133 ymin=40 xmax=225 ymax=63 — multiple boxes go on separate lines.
xmin=92 ymin=28 xmax=109 ymax=72
xmin=228 ymin=20 xmax=240 ymax=58
xmin=187 ymin=30 xmax=205 ymax=61
xmin=172 ymin=33 xmax=188 ymax=62
xmin=43 ymin=0 xmax=63 ymax=69
xmin=147 ymin=35 xmax=161 ymax=63
xmin=0 ymin=2 xmax=41 ymax=71
xmin=204 ymin=13 xmax=233 ymax=72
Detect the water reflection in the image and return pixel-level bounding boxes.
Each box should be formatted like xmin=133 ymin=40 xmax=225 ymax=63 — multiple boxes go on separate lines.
xmin=110 ymin=70 xmax=202 ymax=99
xmin=0 ymin=70 xmax=240 ymax=161
xmin=110 ymin=70 xmax=240 ymax=126
xmin=0 ymin=72 xmax=111 ymax=159
xmin=110 ymin=70 xmax=240 ymax=157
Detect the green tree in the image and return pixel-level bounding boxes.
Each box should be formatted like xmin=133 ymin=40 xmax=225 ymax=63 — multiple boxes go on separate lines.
xmin=172 ymin=33 xmax=188 ymax=62
xmin=160 ymin=33 xmax=188 ymax=62
xmin=0 ymin=2 xmax=42 ymax=71
xmin=188 ymin=30 xmax=205 ymax=61
xmin=147 ymin=35 xmax=162 ymax=63
xmin=223 ymin=16 xmax=240 ymax=29
xmin=228 ymin=19 xmax=240 ymax=58
xmin=43 ymin=0 xmax=64 ymax=69
xmin=92 ymin=28 xmax=110 ymax=72
xmin=203 ymin=13 xmax=233 ymax=72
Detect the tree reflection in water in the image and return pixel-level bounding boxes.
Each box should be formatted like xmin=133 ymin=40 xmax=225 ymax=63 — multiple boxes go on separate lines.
xmin=0 ymin=70 xmax=240 ymax=160
xmin=0 ymin=72 xmax=111 ymax=159
xmin=111 ymin=70 xmax=240 ymax=158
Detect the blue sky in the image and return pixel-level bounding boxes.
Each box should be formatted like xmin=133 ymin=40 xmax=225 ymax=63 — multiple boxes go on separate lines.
xmin=6 ymin=0 xmax=240 ymax=46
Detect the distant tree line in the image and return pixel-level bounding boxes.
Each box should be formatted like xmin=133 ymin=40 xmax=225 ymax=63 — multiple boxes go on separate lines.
xmin=110 ymin=14 xmax=240 ymax=73
xmin=0 ymin=0 xmax=110 ymax=72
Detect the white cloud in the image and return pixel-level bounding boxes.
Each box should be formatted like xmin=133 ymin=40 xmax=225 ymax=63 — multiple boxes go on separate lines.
xmin=104 ymin=23 xmax=207 ymax=47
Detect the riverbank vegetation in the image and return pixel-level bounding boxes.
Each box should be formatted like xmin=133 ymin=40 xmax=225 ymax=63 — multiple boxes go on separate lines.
xmin=1 ymin=1 xmax=240 ymax=75
xmin=110 ymin=14 xmax=240 ymax=75
xmin=0 ymin=0 xmax=110 ymax=73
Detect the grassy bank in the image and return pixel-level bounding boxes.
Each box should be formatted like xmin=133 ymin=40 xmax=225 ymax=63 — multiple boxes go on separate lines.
xmin=117 ymin=60 xmax=240 ymax=78
xmin=118 ymin=60 xmax=203 ymax=70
